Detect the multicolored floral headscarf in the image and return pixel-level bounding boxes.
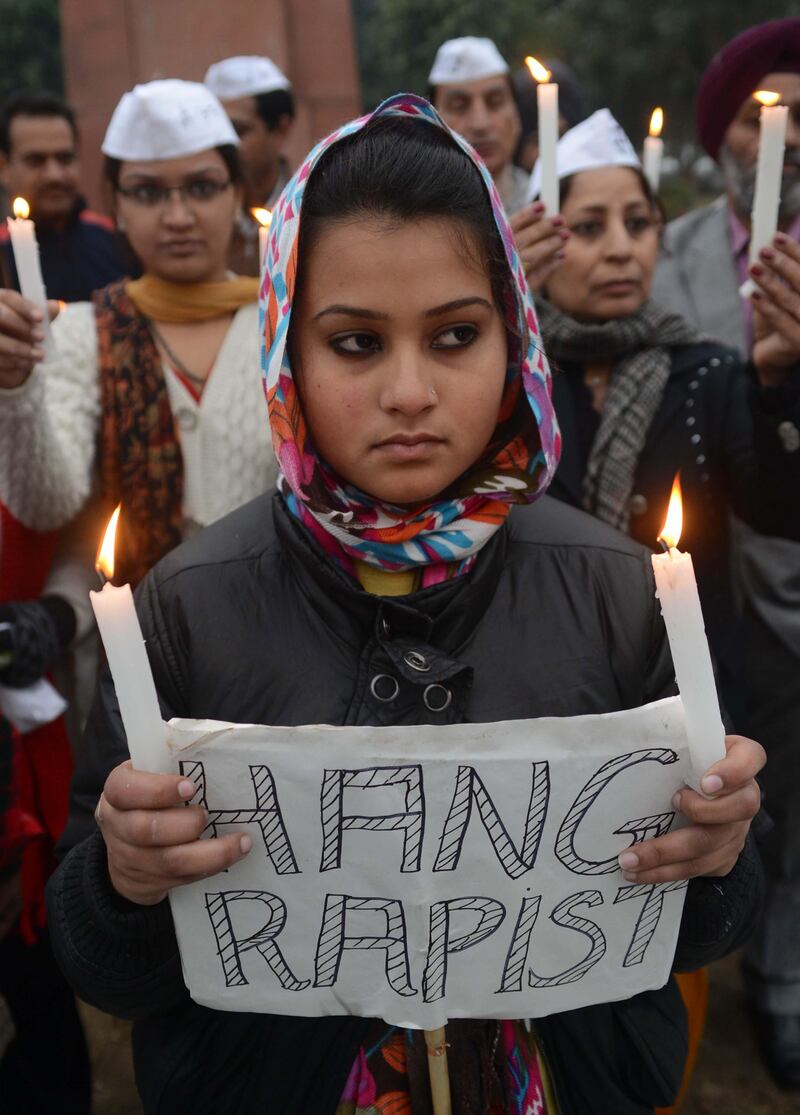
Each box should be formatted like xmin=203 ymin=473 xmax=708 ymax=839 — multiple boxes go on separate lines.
xmin=260 ymin=93 xmax=561 ymax=584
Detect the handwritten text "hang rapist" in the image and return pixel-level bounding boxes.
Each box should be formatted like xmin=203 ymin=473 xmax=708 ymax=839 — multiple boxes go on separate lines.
xmin=167 ymin=699 xmax=690 ymax=1030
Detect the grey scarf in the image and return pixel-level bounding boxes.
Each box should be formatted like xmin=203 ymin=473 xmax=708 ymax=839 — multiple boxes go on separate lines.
xmin=536 ymin=299 xmax=702 ymax=531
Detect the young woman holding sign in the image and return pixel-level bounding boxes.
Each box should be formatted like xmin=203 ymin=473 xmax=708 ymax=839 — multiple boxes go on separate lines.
xmin=48 ymin=97 xmax=764 ymax=1115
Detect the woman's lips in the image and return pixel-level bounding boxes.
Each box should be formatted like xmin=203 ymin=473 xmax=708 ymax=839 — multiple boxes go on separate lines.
xmin=374 ymin=435 xmax=446 ymax=462
xmin=161 ymin=240 xmax=203 ymax=255
xmin=596 ymin=280 xmax=638 ymax=296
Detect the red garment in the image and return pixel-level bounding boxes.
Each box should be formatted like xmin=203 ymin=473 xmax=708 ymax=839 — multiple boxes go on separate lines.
xmin=0 ymin=503 xmax=74 ymax=943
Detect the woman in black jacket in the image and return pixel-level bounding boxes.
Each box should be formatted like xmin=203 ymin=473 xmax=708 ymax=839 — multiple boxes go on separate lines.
xmin=522 ymin=109 xmax=800 ymax=717
xmin=47 ymin=96 xmax=764 ymax=1115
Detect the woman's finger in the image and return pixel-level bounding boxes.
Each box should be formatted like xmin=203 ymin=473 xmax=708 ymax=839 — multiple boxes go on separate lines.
xmin=698 ymin=735 xmax=766 ymax=796
xmin=108 ymin=830 xmax=252 ymax=885
xmin=619 ymin=827 xmax=747 ymax=884
xmin=102 ymin=761 xmax=197 ymax=813
xmin=102 ymin=802 xmax=209 ymax=848
xmin=673 ymin=779 xmax=761 ymax=826
xmin=0 ymin=289 xmax=43 ymax=330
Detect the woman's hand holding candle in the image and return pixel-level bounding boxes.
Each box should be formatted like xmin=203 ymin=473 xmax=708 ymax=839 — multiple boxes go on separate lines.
xmin=96 ymin=761 xmax=253 ymax=906
xmin=509 ymin=202 xmax=570 ymax=290
xmin=0 ymin=289 xmax=62 ymax=388
xmin=617 ymin=734 xmax=764 ymax=884
xmin=749 ymin=233 xmax=800 ymax=384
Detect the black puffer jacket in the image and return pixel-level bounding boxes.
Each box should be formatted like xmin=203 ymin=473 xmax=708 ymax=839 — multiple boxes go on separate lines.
xmin=549 ymin=341 xmax=800 ymax=722
xmin=47 ymin=493 xmax=762 ymax=1115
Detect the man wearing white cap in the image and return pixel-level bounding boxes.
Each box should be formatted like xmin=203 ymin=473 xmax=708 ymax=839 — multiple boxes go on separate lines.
xmin=428 ymin=37 xmax=528 ymax=215
xmin=205 ymin=55 xmax=294 ymax=275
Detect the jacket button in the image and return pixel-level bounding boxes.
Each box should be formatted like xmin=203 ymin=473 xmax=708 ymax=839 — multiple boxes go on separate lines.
xmin=380 ymin=618 xmax=391 ymax=639
xmin=628 ymin=494 xmax=648 ymax=516
xmin=423 ymin=684 xmax=452 ymax=712
xmin=686 ymin=416 xmax=696 ymax=427
xmin=403 ymin=651 xmax=431 ymax=673
xmin=778 ymin=421 xmax=800 ymax=453
xmin=691 ymin=434 xmax=701 ymax=445
xmin=689 ymin=380 xmax=699 ymax=391
xmin=709 ymin=357 xmax=721 ymax=368
xmin=370 ymin=674 xmax=399 ymax=702
xmin=174 ymin=407 xmax=198 ymax=431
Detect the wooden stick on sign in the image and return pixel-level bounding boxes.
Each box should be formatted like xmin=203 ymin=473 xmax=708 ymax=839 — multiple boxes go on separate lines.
xmin=424 ymin=1025 xmax=452 ymax=1115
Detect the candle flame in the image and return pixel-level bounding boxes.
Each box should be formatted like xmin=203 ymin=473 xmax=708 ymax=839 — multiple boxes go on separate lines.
xmin=12 ymin=197 xmax=30 ymax=219
xmin=754 ymin=90 xmax=781 ymax=107
xmin=525 ymin=56 xmax=551 ymax=84
xmin=251 ymin=207 xmax=272 ymax=227
xmin=649 ymin=107 xmax=664 ymax=138
xmin=96 ymin=505 xmax=121 ymax=579
xmin=657 ymin=474 xmax=683 ymax=551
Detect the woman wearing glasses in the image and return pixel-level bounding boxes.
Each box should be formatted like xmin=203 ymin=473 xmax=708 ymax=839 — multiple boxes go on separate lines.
xmin=0 ymin=79 xmax=277 ymax=586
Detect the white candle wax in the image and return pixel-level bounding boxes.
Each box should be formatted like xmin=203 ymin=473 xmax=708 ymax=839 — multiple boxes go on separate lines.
xmin=740 ymin=103 xmax=788 ymax=297
xmin=642 ymin=136 xmax=663 ymax=193
xmin=651 ymin=548 xmax=726 ymax=790
xmin=90 ymin=581 xmax=170 ymax=772
xmin=258 ymin=224 xmax=269 ymax=276
xmin=537 ymin=81 xmax=560 ymax=216
xmin=6 ymin=213 xmax=54 ymax=359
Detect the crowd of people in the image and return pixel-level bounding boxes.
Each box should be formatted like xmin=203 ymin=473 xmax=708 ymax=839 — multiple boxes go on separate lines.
xmin=0 ymin=14 xmax=798 ymax=1115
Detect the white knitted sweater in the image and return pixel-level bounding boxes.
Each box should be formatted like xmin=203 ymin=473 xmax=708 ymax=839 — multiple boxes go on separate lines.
xmin=0 ymin=301 xmax=277 ymax=532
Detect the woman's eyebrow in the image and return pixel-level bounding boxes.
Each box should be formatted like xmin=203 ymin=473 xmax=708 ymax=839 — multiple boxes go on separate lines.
xmin=119 ymin=166 xmax=224 ymax=185
xmin=424 ymin=297 xmax=493 ymax=317
xmin=313 ymin=304 xmax=389 ymax=322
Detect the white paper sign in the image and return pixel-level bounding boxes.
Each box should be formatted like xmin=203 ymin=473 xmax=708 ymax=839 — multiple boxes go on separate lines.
xmin=167 ymin=696 xmax=691 ymax=1030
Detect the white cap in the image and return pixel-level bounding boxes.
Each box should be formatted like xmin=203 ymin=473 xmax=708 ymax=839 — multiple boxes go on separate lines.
xmin=102 ymin=79 xmax=239 ymax=161
xmin=527 ymin=109 xmax=640 ymax=202
xmin=428 ymin=37 xmax=509 ymax=86
xmin=204 ymin=55 xmax=291 ymax=100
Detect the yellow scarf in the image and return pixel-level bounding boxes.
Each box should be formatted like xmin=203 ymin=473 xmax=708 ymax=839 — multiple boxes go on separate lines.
xmin=126 ymin=274 xmax=259 ymax=323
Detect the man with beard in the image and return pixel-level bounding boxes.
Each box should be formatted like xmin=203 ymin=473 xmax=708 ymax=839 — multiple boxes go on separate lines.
xmin=653 ymin=19 xmax=800 ymax=1092
xmin=0 ymin=91 xmax=126 ymax=302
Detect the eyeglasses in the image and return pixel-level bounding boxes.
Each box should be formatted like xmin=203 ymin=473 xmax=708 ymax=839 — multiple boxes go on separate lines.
xmin=116 ymin=179 xmax=232 ymax=208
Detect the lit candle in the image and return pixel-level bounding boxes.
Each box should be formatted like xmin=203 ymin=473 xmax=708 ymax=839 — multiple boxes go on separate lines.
xmin=642 ymin=107 xmax=664 ymax=193
xmin=6 ymin=197 xmax=54 ymax=359
xmin=740 ymin=90 xmax=788 ymax=298
xmin=650 ymin=476 xmax=726 ymax=791
xmin=526 ymin=56 xmax=559 ymax=216
xmin=89 ymin=506 xmax=170 ymax=772
xmin=251 ymin=207 xmax=272 ymax=277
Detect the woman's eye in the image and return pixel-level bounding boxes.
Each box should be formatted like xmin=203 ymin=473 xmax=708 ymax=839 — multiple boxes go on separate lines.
xmin=627 ymin=216 xmax=655 ymax=235
xmin=134 ymin=185 xmax=162 ymax=204
xmin=432 ymin=324 xmax=478 ymax=349
xmin=331 ymin=332 xmax=381 ymax=355
xmin=571 ymin=220 xmax=603 ymax=238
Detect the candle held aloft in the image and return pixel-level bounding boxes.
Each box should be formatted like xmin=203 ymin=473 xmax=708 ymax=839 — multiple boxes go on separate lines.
xmin=526 ymin=57 xmax=559 ymax=216
xmin=642 ymin=108 xmax=664 ymax=193
xmin=740 ymin=91 xmax=788 ymax=298
xmin=650 ymin=476 xmax=726 ymax=791
xmin=251 ymin=207 xmax=272 ymax=276
xmin=89 ymin=506 xmax=170 ymax=773
xmin=6 ymin=198 xmax=54 ymax=359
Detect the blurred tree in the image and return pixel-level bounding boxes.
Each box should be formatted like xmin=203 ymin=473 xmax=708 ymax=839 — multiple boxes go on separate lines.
xmin=0 ymin=0 xmax=63 ymax=100
xmin=355 ymin=0 xmax=795 ymax=146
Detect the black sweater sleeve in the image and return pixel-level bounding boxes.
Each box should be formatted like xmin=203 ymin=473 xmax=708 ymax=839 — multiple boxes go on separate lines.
xmin=674 ymin=832 xmax=763 ymax=971
xmin=46 ymin=830 xmax=186 ymax=1019
xmin=711 ymin=351 xmax=800 ymax=539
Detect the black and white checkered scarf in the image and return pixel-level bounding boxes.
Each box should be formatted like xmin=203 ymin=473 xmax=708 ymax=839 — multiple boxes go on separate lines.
xmin=537 ymin=298 xmax=702 ymax=531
